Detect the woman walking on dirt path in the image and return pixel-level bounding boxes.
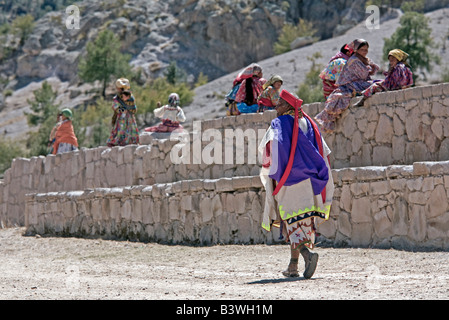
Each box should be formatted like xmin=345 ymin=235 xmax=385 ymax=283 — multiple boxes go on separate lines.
xmin=259 ymin=89 xmax=334 ymax=279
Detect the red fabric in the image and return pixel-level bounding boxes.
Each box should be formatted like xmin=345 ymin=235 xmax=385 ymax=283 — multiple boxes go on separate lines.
xmin=258 ymin=97 xmax=275 ymax=108
xmin=53 ymin=121 xmax=78 ymax=155
xmin=262 ymin=141 xmax=271 ymax=168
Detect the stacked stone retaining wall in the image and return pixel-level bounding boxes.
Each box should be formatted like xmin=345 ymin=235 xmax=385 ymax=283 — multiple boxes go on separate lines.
xmin=25 ymin=162 xmax=449 ymax=250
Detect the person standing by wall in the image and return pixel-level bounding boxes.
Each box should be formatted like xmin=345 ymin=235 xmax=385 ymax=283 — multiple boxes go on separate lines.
xmin=52 ymin=109 xmax=79 ymax=154
xmin=107 ymin=78 xmax=140 ymax=147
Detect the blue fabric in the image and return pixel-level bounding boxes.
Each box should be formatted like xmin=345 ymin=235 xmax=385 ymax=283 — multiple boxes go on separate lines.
xmin=237 ymin=102 xmax=259 ymax=113
xmin=226 ymin=83 xmax=241 ymax=101
xmin=269 ymin=115 xmax=329 ymax=196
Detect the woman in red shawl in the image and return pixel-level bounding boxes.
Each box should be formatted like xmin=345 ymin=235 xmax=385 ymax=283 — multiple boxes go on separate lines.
xmin=52 ymin=108 xmax=79 ymax=155
xmin=234 ymin=63 xmax=266 ymax=113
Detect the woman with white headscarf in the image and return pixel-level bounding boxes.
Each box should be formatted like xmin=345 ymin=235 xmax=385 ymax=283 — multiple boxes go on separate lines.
xmin=144 ymin=93 xmax=186 ymax=133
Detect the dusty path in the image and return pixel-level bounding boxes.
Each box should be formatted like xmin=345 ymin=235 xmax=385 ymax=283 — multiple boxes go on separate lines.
xmin=0 ymin=227 xmax=448 ymax=300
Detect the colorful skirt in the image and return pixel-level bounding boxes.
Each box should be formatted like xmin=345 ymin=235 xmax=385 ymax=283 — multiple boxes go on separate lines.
xmin=107 ymin=112 xmax=140 ymax=147
xmin=144 ymin=119 xmax=183 ymax=133
xmin=322 ymin=79 xmax=338 ymax=100
xmin=315 ymin=81 xmax=373 ymax=133
xmin=362 ymin=81 xmax=387 ymax=98
xmin=226 ymin=101 xmax=241 ymax=116
xmin=56 ymin=142 xmax=78 ymax=154
xmin=281 ymin=212 xmax=326 ymax=250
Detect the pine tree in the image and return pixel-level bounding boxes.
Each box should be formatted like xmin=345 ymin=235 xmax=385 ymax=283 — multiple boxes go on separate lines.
xmin=383 ymin=10 xmax=439 ymax=82
xmin=78 ymin=30 xmax=131 ymax=97
xmin=25 ymin=81 xmax=60 ymax=156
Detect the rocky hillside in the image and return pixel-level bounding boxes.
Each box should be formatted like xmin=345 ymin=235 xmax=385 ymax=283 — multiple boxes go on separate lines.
xmin=0 ymin=0 xmax=448 ymax=140
xmin=0 ymin=0 xmax=379 ymax=88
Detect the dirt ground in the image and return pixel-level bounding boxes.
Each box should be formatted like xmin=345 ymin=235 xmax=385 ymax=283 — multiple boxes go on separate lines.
xmin=0 ymin=227 xmax=448 ymax=301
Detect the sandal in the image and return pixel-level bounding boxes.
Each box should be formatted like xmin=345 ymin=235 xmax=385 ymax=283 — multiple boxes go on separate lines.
xmin=282 ymin=269 xmax=299 ymax=277
xmin=282 ymin=258 xmax=299 ymax=278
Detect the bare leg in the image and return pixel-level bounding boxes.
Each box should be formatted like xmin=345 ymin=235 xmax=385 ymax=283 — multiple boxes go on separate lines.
xmin=282 ymin=245 xmax=300 ymax=277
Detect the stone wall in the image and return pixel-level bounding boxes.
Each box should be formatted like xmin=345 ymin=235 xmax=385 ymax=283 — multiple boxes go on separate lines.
xmin=2 ymin=84 xmax=449 ymax=250
xmin=323 ymin=161 xmax=449 ymax=250
xmin=25 ymin=162 xmax=449 ymax=250
xmin=318 ymin=83 xmax=449 ymax=168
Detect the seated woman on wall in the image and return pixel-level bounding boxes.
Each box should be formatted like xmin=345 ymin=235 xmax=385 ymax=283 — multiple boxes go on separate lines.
xmin=144 ymin=93 xmax=186 ymax=133
xmin=234 ymin=63 xmax=267 ymax=113
xmin=354 ymin=49 xmax=413 ymax=107
xmin=257 ymin=74 xmax=283 ymax=112
xmin=53 ymin=108 xmax=79 ymax=155
xmin=319 ymin=44 xmax=354 ymax=100
xmin=314 ymin=39 xmax=380 ymax=133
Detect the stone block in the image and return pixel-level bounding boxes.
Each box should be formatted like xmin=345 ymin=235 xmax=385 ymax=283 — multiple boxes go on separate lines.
xmin=351 ymin=198 xmax=371 ymax=223
xmin=403 ymin=87 xmax=422 ymax=101
xmin=232 ymin=177 xmax=252 ymax=190
xmin=408 ymin=191 xmax=427 ymax=205
xmin=132 ymin=198 xmax=143 ymax=222
xmin=168 ymin=198 xmax=180 ymax=221
xmin=373 ymin=146 xmax=392 ymax=166
xmin=141 ymin=197 xmax=154 ymax=225
xmin=340 ymin=185 xmax=352 ymax=212
xmin=369 ymin=181 xmax=391 ymax=196
xmin=200 ymin=196 xmax=213 ymax=223
xmin=350 ymin=182 xmax=369 ymax=196
xmin=337 ymin=212 xmax=352 ymax=237
xmin=234 ymin=192 xmax=247 ymax=214
xmin=373 ymin=209 xmax=392 ymax=238
xmin=425 ymin=185 xmax=448 ymax=219
xmin=406 ymin=142 xmax=428 ymax=163
xmin=121 ymin=200 xmax=132 ymax=220
xmin=389 ymin=179 xmax=406 ymax=191
xmin=427 ymin=214 xmax=449 ymax=240
xmin=431 ymin=83 xmax=444 ymax=96
xmin=351 ymin=223 xmax=372 ymax=247
xmin=392 ymin=197 xmax=408 ymax=236
xmin=317 ymin=218 xmax=337 ymax=239
xmin=216 ymin=178 xmax=234 ymax=192
xmin=391 ymin=136 xmax=405 ymax=162
xmin=180 ymin=195 xmax=192 ymax=211
xmin=413 ymin=162 xmax=430 ymax=176
xmin=375 ymin=115 xmax=393 ymax=143
xmin=407 ymin=205 xmax=427 ymax=242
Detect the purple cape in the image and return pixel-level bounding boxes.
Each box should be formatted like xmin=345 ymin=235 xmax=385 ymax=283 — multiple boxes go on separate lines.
xmin=269 ymin=115 xmax=329 ymax=196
